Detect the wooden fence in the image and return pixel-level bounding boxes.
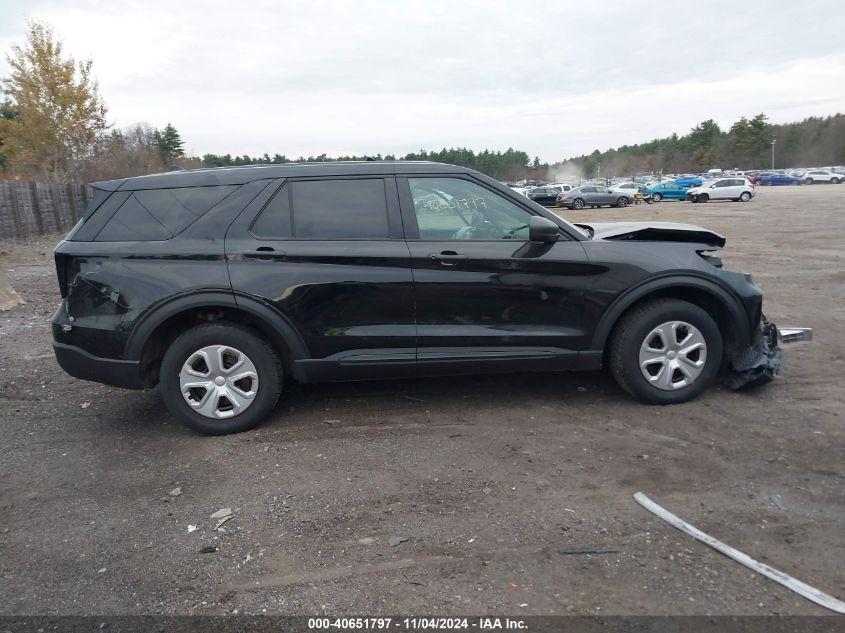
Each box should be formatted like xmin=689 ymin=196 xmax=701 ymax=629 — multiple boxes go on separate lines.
xmin=0 ymin=181 xmax=93 ymax=241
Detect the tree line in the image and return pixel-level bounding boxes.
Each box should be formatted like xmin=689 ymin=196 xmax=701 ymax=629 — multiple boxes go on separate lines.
xmin=564 ymin=113 xmax=845 ymax=179
xmin=201 ymin=148 xmax=539 ymax=181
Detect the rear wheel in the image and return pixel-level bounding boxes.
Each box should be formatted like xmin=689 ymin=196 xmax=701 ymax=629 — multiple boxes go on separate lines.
xmin=572 ymin=198 xmax=585 ymax=209
xmin=739 ymin=191 xmax=751 ymax=202
xmin=805 ymin=178 xmax=814 ymax=184
xmin=616 ymin=197 xmax=629 ymax=208
xmin=608 ymin=299 xmax=722 ymax=405
xmin=159 ymin=323 xmax=283 ymax=435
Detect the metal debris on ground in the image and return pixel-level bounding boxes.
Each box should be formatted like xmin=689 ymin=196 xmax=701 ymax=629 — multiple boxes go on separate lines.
xmin=214 ymin=515 xmax=234 ymax=531
xmin=770 ymin=495 xmax=786 ymax=512
xmin=168 ymin=487 xmax=182 ymax=497
xmin=210 ymin=508 xmax=232 ymax=519
xmin=634 ymin=492 xmax=845 ymax=614
xmin=388 ymin=536 xmax=409 ymax=547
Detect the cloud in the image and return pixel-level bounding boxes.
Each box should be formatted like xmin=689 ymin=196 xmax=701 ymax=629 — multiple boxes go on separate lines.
xmin=1 ymin=0 xmax=844 ymax=160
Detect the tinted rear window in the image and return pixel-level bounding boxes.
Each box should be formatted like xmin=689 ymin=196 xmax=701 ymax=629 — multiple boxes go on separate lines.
xmin=251 ymin=184 xmax=292 ymax=238
xmin=95 ymin=185 xmax=236 ymax=241
xmin=291 ymin=179 xmax=388 ymax=239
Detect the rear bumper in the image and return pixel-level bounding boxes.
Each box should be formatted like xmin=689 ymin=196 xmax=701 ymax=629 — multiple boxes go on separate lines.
xmin=53 ymin=341 xmax=145 ymax=390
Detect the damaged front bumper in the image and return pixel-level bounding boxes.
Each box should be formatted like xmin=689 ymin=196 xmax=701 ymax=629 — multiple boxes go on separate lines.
xmin=726 ymin=320 xmax=812 ymax=389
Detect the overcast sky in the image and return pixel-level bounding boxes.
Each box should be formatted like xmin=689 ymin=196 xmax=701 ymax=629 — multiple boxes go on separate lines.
xmin=2 ymin=0 xmax=844 ymax=162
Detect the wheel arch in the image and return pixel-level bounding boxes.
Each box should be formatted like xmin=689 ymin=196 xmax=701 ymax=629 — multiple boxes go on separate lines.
xmin=591 ymin=276 xmax=751 ymax=357
xmin=124 ymin=291 xmax=309 ymax=387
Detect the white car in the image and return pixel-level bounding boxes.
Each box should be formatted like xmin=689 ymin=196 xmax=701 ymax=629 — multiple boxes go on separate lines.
xmin=549 ymin=182 xmax=575 ymax=192
xmin=685 ymin=177 xmax=755 ymax=203
xmin=802 ymin=170 xmax=842 ymax=184
xmin=608 ymin=181 xmax=642 ymax=195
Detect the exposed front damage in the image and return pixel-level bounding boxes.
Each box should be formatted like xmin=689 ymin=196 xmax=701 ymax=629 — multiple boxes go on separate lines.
xmin=576 ymin=220 xmax=813 ymax=390
xmin=727 ymin=321 xmax=813 ymax=389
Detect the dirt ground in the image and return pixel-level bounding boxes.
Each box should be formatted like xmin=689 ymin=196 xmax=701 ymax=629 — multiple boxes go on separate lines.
xmin=0 ymin=185 xmax=842 ymax=616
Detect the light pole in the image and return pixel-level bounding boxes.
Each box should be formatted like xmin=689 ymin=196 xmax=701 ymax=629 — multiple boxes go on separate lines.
xmin=771 ymin=138 xmax=776 ymax=170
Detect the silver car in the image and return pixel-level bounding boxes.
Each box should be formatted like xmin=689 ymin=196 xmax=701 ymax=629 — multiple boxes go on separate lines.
xmin=556 ymin=185 xmax=635 ymax=209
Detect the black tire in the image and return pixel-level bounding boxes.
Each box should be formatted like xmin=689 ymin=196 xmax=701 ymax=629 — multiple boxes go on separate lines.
xmin=832 ymin=177 xmax=841 ymax=184
xmin=159 ymin=322 xmax=283 ymax=435
xmin=698 ymin=193 xmax=709 ymax=202
xmin=651 ymin=192 xmax=662 ymax=202
xmin=608 ymin=299 xmax=723 ymax=405
xmin=805 ymin=178 xmax=814 ymax=184
xmin=739 ymin=191 xmax=751 ymax=202
xmin=616 ymin=197 xmax=629 ymax=208
xmin=572 ymin=198 xmax=585 ymax=210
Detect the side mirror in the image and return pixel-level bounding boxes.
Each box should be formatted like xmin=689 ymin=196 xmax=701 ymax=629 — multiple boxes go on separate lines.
xmin=529 ymin=216 xmax=560 ymax=243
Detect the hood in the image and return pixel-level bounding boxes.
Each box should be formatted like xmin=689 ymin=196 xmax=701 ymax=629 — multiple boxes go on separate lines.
xmin=575 ymin=221 xmax=726 ymax=247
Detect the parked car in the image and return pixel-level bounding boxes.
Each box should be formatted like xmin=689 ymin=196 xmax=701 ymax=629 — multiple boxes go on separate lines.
xmin=802 ymin=170 xmax=842 ymax=184
xmin=672 ymin=176 xmax=703 ymax=188
xmin=608 ymin=181 xmax=643 ymax=195
xmin=756 ymin=173 xmax=803 ymax=186
xmin=645 ymin=182 xmax=688 ymax=201
xmin=686 ymin=177 xmax=755 ymax=202
xmin=748 ymin=171 xmax=777 ymax=184
xmin=51 ymin=162 xmax=807 ymax=435
xmin=527 ymin=186 xmax=566 ymax=206
xmin=557 ymin=185 xmax=635 ymax=209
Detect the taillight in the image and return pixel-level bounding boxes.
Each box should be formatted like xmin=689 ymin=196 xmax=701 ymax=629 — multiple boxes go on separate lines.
xmin=55 ymin=254 xmax=69 ymax=298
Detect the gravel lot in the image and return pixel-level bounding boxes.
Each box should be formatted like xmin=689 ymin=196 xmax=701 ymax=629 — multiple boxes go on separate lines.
xmin=0 ymin=185 xmax=842 ymax=616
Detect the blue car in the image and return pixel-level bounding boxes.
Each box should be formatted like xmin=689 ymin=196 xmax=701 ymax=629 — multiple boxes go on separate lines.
xmin=646 ymin=182 xmax=689 ymax=201
xmin=756 ymin=173 xmax=802 ymax=186
xmin=671 ymin=176 xmax=703 ymax=188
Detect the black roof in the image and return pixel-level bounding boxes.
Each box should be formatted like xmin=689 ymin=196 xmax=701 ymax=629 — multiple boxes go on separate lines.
xmin=93 ymin=161 xmax=476 ymax=191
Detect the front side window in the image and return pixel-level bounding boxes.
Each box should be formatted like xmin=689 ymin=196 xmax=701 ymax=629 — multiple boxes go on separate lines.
xmin=291 ymin=179 xmax=389 ymax=239
xmin=409 ymin=178 xmax=532 ymax=240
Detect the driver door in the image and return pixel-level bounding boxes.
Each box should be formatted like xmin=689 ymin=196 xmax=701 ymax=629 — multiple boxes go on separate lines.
xmin=397 ymin=175 xmax=590 ymax=369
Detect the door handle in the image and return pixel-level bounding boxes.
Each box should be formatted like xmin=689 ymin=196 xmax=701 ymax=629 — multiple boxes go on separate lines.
xmin=243 ymin=248 xmax=286 ymax=261
xmin=429 ymin=251 xmax=468 ymax=266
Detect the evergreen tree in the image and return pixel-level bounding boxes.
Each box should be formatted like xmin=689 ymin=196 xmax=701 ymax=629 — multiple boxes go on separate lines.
xmin=154 ymin=123 xmax=184 ymax=163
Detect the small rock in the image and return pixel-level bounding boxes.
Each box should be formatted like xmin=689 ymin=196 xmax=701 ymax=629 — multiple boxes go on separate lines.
xmin=97 ymin=567 xmax=106 ymax=573
xmin=576 ymin=386 xmax=587 ymax=392
xmin=324 ymin=419 xmax=340 ymax=425
xmin=80 ymin=401 xmax=92 ymax=409
xmin=210 ymin=508 xmax=232 ymax=519
xmin=388 ymin=535 xmax=409 ymax=547
xmin=169 ymin=487 xmax=182 ymax=497
xmin=200 ymin=544 xmax=217 ymax=554
xmin=187 ymin=525 xmax=197 ymax=533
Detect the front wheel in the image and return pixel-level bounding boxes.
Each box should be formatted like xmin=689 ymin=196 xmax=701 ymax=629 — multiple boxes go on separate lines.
xmin=832 ymin=177 xmax=841 ymax=184
xmin=698 ymin=193 xmax=709 ymax=202
xmin=608 ymin=299 xmax=723 ymax=404
xmin=805 ymin=178 xmax=814 ymax=184
xmin=651 ymin=193 xmax=662 ymax=202
xmin=159 ymin=323 xmax=283 ymax=435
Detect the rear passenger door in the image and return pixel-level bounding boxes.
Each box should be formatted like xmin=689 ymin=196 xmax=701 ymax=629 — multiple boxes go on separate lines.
xmin=225 ymin=176 xmax=416 ymax=379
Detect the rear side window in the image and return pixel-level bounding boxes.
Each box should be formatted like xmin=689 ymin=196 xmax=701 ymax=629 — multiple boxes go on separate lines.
xmin=96 ymin=185 xmax=236 ymax=241
xmin=251 ymin=184 xmax=292 ymax=238
xmin=290 ymin=179 xmax=389 ymax=239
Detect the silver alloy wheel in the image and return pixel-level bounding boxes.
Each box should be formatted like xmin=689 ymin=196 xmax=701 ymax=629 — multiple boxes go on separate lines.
xmin=638 ymin=321 xmax=707 ymax=391
xmin=740 ymin=192 xmax=751 ymax=201
xmin=179 ymin=345 xmax=259 ymax=419
xmin=652 ymin=193 xmax=661 ymax=202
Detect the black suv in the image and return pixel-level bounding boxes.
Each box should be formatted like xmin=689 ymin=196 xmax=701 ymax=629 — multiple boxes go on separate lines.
xmin=51 ymin=162 xmax=805 ymax=435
